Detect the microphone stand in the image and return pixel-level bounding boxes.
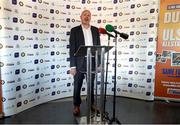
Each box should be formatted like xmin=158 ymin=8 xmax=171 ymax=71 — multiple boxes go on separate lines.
xmin=109 ymin=33 xmax=121 ymax=124
xmin=103 ymin=35 xmax=111 ymax=121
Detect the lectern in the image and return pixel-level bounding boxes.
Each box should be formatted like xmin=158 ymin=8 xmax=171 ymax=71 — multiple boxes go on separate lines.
xmin=74 ymin=45 xmax=113 ymax=124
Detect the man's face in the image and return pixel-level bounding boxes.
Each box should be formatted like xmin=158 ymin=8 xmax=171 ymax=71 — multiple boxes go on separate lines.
xmin=80 ymin=10 xmax=91 ymax=25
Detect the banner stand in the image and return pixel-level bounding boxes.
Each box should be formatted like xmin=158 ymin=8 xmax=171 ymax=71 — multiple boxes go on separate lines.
xmin=155 ymin=97 xmax=180 ymax=103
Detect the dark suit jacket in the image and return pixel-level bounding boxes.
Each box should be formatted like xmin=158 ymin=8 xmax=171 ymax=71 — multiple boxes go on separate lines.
xmin=69 ymin=25 xmax=100 ymax=72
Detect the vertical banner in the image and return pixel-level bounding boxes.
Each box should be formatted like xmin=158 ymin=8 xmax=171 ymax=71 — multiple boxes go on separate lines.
xmin=155 ymin=0 xmax=180 ymax=100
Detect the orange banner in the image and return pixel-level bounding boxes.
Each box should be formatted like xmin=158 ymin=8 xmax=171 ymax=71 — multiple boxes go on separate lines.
xmin=155 ymin=0 xmax=180 ymax=99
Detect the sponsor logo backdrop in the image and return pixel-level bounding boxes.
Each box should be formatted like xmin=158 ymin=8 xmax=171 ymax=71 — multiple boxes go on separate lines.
xmin=0 ymin=0 xmax=158 ymax=116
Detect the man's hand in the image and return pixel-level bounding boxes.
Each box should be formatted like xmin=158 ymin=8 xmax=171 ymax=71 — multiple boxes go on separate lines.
xmin=70 ymin=68 xmax=77 ymax=76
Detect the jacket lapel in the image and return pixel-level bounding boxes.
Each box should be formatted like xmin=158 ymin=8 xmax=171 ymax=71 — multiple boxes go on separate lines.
xmin=91 ymin=26 xmax=96 ymax=45
xmin=78 ymin=25 xmax=85 ymax=45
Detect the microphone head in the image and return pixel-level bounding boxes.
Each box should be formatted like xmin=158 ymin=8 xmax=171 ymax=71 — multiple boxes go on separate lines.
xmin=120 ymin=33 xmax=129 ymax=39
xmin=99 ymin=28 xmax=107 ymax=34
xmin=105 ymin=24 xmax=114 ymax=32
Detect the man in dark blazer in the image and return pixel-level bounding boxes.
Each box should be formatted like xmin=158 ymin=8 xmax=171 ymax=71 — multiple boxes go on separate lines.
xmin=69 ymin=10 xmax=100 ymax=116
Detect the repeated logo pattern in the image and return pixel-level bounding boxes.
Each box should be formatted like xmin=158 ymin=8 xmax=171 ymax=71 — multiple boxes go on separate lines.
xmin=0 ymin=0 xmax=158 ymax=116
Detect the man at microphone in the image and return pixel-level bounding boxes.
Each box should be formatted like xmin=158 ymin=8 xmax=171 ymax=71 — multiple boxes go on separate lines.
xmin=69 ymin=10 xmax=100 ymax=116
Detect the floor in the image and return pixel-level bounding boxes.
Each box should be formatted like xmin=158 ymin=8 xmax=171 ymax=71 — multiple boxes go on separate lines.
xmin=0 ymin=96 xmax=180 ymax=124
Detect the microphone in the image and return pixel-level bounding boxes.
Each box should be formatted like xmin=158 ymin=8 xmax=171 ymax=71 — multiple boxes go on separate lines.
xmin=99 ymin=28 xmax=115 ymax=38
xmin=105 ymin=24 xmax=129 ymax=39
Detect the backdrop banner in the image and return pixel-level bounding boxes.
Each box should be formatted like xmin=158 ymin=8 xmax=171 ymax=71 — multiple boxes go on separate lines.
xmin=155 ymin=0 xmax=180 ymax=100
xmin=0 ymin=0 xmax=158 ymax=116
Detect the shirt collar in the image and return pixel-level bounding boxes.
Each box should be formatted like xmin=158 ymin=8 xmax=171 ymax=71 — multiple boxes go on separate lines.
xmin=81 ymin=24 xmax=91 ymax=30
